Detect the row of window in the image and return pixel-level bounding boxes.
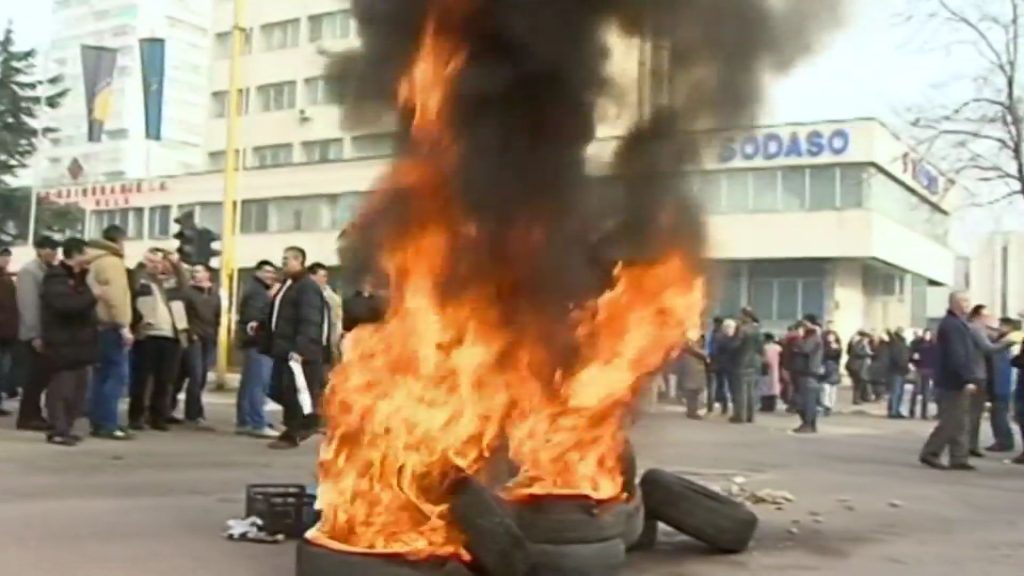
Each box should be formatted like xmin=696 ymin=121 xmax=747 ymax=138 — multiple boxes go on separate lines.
xmin=213 ymin=10 xmax=355 ymax=59
xmin=210 ymin=77 xmax=338 ymax=117
xmin=86 ymin=193 xmax=369 ymax=242
xmin=208 ymin=133 xmax=396 ymax=169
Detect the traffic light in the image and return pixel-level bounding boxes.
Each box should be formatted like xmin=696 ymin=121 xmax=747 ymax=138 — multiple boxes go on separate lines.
xmin=197 ymin=227 xmax=221 ymax=269
xmin=173 ymin=211 xmax=200 ymax=266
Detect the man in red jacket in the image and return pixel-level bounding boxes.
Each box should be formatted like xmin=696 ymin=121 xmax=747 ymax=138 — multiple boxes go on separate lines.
xmin=0 ymin=247 xmax=17 ymax=416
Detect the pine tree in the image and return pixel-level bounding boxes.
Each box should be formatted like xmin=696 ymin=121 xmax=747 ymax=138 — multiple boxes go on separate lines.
xmin=0 ymin=22 xmax=68 ymax=189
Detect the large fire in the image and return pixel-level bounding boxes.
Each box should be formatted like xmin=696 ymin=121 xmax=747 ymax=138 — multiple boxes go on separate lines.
xmin=308 ymin=0 xmax=704 ymax=561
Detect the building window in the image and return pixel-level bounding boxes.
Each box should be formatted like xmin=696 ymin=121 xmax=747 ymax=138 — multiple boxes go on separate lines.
xmin=210 ymin=89 xmax=248 ymax=118
xmin=723 ymin=170 xmax=750 ymax=212
xmin=240 ymin=200 xmax=270 ymax=233
xmin=89 ymin=208 xmax=144 ymax=240
xmin=747 ymin=276 xmax=825 ymax=323
xmin=209 ymin=149 xmax=243 ymax=171
xmin=252 ymin=144 xmax=293 ymax=167
xmin=303 ymin=76 xmax=338 ymax=106
xmin=839 ymin=165 xmax=865 ymax=208
xmin=309 ymin=10 xmax=353 ymax=42
xmin=302 ymin=139 xmax=345 ymax=163
xmin=694 ymin=172 xmax=724 ymax=213
xmin=178 ymin=203 xmax=224 ymax=235
xmin=337 ymin=192 xmax=368 ymax=229
xmin=780 ymin=168 xmax=807 ymax=211
xmin=260 ymin=19 xmax=300 ymax=51
xmin=214 ymin=29 xmax=252 ymax=59
xmin=148 ymin=205 xmax=172 ymax=239
xmin=256 ymin=81 xmax=297 ymax=112
xmin=349 ymin=133 xmax=396 ymax=158
xmin=807 ymin=166 xmax=839 ymax=211
xmin=241 ymin=195 xmax=364 ymax=234
xmin=751 ymin=169 xmax=780 ymax=212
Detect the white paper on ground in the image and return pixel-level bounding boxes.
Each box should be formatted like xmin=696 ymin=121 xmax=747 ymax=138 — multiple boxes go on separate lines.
xmin=290 ymin=359 xmax=314 ymax=415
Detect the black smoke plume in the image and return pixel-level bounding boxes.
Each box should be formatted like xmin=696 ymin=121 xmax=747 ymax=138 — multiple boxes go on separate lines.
xmin=332 ymin=0 xmax=840 ymax=347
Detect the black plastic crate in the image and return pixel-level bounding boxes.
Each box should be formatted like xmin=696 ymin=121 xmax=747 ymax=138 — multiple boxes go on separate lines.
xmin=245 ymin=484 xmax=320 ymax=538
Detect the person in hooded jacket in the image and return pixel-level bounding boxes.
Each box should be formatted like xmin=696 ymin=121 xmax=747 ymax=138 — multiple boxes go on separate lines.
xmin=909 ymin=328 xmax=938 ymax=419
xmin=39 ymin=238 xmax=98 ymax=446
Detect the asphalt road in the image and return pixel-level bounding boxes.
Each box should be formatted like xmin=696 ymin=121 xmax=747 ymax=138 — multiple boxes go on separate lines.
xmin=0 ymin=395 xmax=1021 ymax=576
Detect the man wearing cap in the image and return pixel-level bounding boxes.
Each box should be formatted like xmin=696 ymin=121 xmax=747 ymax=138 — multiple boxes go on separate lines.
xmin=13 ymin=236 xmax=59 ymax=430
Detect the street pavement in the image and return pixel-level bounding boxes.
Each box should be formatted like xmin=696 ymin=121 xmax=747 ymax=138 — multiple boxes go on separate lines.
xmin=0 ymin=394 xmax=1021 ymax=576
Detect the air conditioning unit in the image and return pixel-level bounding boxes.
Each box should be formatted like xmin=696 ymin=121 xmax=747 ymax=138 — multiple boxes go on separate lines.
xmin=298 ymin=108 xmax=312 ymax=122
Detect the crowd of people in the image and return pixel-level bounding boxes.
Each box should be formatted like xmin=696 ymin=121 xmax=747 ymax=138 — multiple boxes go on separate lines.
xmin=0 ymin=226 xmax=384 ymax=449
xmin=661 ymin=299 xmax=1024 ymax=467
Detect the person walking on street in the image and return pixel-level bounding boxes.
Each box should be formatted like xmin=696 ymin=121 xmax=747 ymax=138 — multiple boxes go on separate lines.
xmin=0 ymin=247 xmax=17 ymax=416
xmin=792 ymin=315 xmax=824 ymax=434
xmin=265 ymin=247 xmax=328 ymax=449
xmin=129 ymin=249 xmax=189 ymax=431
xmin=705 ymin=318 xmax=727 ymax=415
xmin=965 ymin=304 xmax=1012 ymax=457
xmin=171 ymin=264 xmax=220 ymax=430
xmin=920 ymin=291 xmax=984 ymax=471
xmin=14 ymin=235 xmax=59 ymax=431
xmin=85 ymin=226 xmax=135 ymax=440
xmin=985 ymin=317 xmax=1020 ymax=454
xmin=759 ymin=333 xmax=782 ymax=412
xmin=888 ymin=328 xmax=912 ymax=419
xmin=39 ymin=238 xmax=98 ymax=446
xmin=822 ymin=330 xmax=843 ymax=415
xmin=235 ymin=261 xmax=279 ymax=438
xmin=846 ymin=331 xmax=872 ymax=406
xmin=910 ymin=328 xmax=937 ymax=419
xmin=729 ymin=307 xmax=763 ymax=424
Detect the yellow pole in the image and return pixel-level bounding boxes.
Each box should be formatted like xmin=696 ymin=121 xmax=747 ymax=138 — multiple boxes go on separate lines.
xmin=216 ymin=0 xmax=246 ymax=387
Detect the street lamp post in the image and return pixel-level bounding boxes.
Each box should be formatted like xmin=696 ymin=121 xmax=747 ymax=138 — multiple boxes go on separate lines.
xmin=215 ymin=0 xmax=247 ymax=387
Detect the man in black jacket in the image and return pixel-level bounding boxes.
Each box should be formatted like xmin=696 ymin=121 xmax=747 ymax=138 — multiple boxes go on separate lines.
xmin=887 ymin=328 xmax=912 ymax=419
xmin=265 ymin=247 xmax=327 ymax=449
xmin=729 ymin=307 xmax=764 ymax=424
xmin=920 ymin=291 xmax=982 ymax=471
xmin=170 ymin=264 xmax=220 ymax=428
xmin=342 ymin=276 xmax=384 ymax=334
xmin=235 ymin=260 xmax=278 ymax=438
xmin=40 ymin=238 xmax=98 ymax=446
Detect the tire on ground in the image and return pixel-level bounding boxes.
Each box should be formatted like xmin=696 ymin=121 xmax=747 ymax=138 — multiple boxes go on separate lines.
xmin=619 ymin=489 xmax=645 ymax=549
xmin=527 ymin=539 xmax=626 ymax=576
xmin=639 ymin=468 xmax=758 ymax=553
xmin=510 ymin=496 xmax=632 ymax=545
xmin=450 ymin=476 xmax=531 ymax=576
xmin=620 ymin=440 xmax=637 ymax=497
xmin=296 ymin=539 xmax=471 ymax=576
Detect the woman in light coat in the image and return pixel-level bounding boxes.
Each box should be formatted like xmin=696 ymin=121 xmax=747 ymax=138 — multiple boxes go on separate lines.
xmin=759 ymin=333 xmax=782 ymax=412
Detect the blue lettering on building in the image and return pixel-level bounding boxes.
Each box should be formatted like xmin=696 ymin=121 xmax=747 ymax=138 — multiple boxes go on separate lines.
xmin=719 ymin=128 xmax=851 ymax=163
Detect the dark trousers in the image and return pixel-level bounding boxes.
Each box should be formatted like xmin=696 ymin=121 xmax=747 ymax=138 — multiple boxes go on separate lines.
xmin=968 ymin=386 xmax=987 ymax=452
xmin=269 ymin=358 xmax=324 ymax=441
xmin=851 ymin=375 xmax=871 ymax=405
xmin=681 ymin=389 xmax=702 ymax=418
xmin=46 ymin=368 xmax=89 ymax=436
xmin=708 ymin=371 xmax=730 ymax=413
xmin=798 ymin=377 xmax=821 ymax=430
xmin=910 ymin=371 xmax=933 ymax=419
xmin=921 ymin=388 xmax=970 ymax=465
xmin=729 ymin=371 xmax=757 ymax=423
xmin=129 ymin=337 xmax=182 ymax=425
xmin=171 ymin=338 xmax=216 ymax=422
xmin=0 ymin=342 xmax=13 ymax=398
xmin=989 ymin=396 xmax=1015 ymax=450
xmin=14 ymin=341 xmax=48 ymax=425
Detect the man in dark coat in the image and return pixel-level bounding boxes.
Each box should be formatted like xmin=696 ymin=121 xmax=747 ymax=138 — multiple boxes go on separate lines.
xmin=342 ymin=277 xmax=384 ymax=334
xmin=265 ymin=247 xmax=327 ymax=449
xmin=0 ymin=247 xmax=17 ymax=416
xmin=887 ymin=328 xmax=912 ymax=419
xmin=15 ymin=235 xmax=59 ymax=431
xmin=729 ymin=307 xmax=764 ymax=424
xmin=40 ymin=238 xmax=98 ymax=446
xmin=235 ymin=260 xmax=278 ymax=438
xmin=792 ymin=314 xmax=824 ymax=434
xmin=920 ymin=291 xmax=983 ymax=471
xmin=170 ymin=263 xmax=220 ymax=428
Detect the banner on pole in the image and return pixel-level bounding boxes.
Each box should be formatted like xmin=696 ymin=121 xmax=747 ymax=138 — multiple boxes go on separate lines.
xmin=139 ymin=38 xmax=166 ymax=141
xmin=80 ymin=45 xmax=118 ymax=143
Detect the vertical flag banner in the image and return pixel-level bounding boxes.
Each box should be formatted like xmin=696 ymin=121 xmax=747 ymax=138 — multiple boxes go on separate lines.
xmin=139 ymin=38 xmax=166 ymax=141
xmin=80 ymin=45 xmax=118 ymax=143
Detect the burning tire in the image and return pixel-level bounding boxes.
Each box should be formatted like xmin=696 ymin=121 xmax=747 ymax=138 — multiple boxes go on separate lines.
xmin=510 ymin=496 xmax=635 ymax=545
xmin=619 ymin=489 xmax=645 ymax=549
xmin=620 ymin=440 xmax=637 ymax=497
xmin=295 ymin=539 xmax=471 ymax=576
xmin=450 ymin=476 xmax=531 ymax=576
xmin=527 ymin=540 xmax=626 ymax=576
xmin=639 ymin=469 xmax=758 ymax=553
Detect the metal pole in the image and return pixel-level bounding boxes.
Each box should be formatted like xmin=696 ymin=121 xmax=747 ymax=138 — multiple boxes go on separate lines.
xmin=215 ymin=0 xmax=246 ymax=387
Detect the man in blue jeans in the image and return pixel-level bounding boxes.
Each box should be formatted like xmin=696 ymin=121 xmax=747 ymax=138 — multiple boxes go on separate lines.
xmin=85 ymin=225 xmax=135 ymax=440
xmin=235 ymin=261 xmax=278 ymax=438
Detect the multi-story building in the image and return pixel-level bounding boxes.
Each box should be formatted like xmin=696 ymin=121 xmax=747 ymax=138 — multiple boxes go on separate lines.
xmin=36 ymin=0 xmax=211 ymax=186
xmin=970 ymin=232 xmax=1024 ymax=320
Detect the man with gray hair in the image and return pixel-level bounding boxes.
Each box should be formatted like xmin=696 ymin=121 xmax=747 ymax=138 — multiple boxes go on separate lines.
xmin=920 ymin=291 xmax=982 ymax=471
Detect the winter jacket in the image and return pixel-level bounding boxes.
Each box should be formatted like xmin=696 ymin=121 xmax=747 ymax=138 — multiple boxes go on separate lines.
xmin=845 ymin=339 xmax=872 ymax=382
xmin=672 ymin=344 xmax=708 ymax=392
xmin=134 ymin=267 xmax=189 ymax=342
xmin=85 ymin=240 xmax=132 ymax=329
xmin=888 ymin=333 xmax=912 ymax=377
xmin=342 ymin=291 xmax=384 ymax=333
xmin=40 ymin=262 xmax=98 ymax=371
xmin=936 ymin=311 xmax=978 ymax=392
xmin=236 ymin=275 xmax=274 ymax=348
xmin=870 ymin=340 xmax=892 ymax=384
xmin=733 ymin=321 xmax=765 ymax=375
xmin=910 ymin=338 xmax=938 ymax=373
xmin=264 ymin=273 xmax=327 ymax=363
xmin=0 ymin=271 xmax=17 ymax=343
xmin=184 ymin=284 xmax=221 ymax=342
xmin=760 ymin=342 xmax=782 ymax=396
xmin=967 ymin=321 xmax=1012 ymax=384
xmin=791 ymin=330 xmax=824 ymax=378
xmin=16 ymin=258 xmax=49 ymax=341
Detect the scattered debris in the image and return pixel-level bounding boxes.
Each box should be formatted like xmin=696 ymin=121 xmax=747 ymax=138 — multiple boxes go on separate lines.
xmin=731 ymin=476 xmax=748 ymax=486
xmin=808 ymin=511 xmax=822 ymax=518
xmin=787 ymin=527 xmax=800 ymax=536
xmin=837 ymin=497 xmax=852 ymax=504
xmin=812 ymin=517 xmax=825 ymax=525
xmin=843 ymin=504 xmax=856 ymax=512
xmin=887 ymin=500 xmax=904 ymax=509
xmin=224 ymin=517 xmax=286 ymax=544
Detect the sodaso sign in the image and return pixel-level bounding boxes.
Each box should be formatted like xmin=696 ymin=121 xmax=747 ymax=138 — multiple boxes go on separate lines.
xmin=719 ymin=128 xmax=852 ymax=163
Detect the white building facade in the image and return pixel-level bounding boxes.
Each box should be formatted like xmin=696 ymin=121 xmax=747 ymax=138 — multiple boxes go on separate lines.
xmin=970 ymin=232 xmax=1024 ymax=320
xmin=37 ymin=0 xmax=212 ymax=185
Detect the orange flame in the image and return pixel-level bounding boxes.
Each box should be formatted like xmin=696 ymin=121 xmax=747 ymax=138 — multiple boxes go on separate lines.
xmin=310 ymin=0 xmax=705 ymax=561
